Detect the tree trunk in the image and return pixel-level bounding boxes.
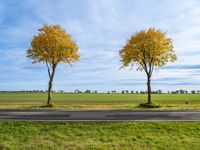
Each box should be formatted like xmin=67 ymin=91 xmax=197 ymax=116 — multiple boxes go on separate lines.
xmin=47 ymin=65 xmax=56 ymax=105
xmin=147 ymin=74 xmax=152 ymax=104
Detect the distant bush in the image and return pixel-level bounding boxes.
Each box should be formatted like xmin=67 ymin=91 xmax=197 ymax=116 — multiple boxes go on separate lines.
xmin=139 ymin=103 xmax=160 ymax=108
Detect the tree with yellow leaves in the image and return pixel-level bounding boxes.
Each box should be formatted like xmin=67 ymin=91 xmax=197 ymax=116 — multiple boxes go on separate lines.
xmin=27 ymin=24 xmax=79 ymax=106
xmin=119 ymin=28 xmax=176 ymax=105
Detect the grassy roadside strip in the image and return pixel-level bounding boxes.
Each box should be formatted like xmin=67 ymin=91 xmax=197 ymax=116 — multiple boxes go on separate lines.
xmin=0 ymin=122 xmax=199 ymax=149
xmin=0 ymin=103 xmax=199 ymax=110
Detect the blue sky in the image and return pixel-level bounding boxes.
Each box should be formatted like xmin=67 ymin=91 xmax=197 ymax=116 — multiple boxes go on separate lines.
xmin=0 ymin=0 xmax=200 ymax=92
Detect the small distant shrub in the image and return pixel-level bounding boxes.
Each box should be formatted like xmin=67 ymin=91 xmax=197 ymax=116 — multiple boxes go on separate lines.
xmin=139 ymin=103 xmax=160 ymax=108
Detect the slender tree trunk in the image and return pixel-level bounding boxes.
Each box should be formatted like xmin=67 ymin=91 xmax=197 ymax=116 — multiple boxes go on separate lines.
xmin=47 ymin=65 xmax=56 ymax=105
xmin=147 ymin=74 xmax=152 ymax=104
xmin=47 ymin=77 xmax=53 ymax=105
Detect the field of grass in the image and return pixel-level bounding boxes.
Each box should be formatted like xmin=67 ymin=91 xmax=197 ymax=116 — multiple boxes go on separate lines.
xmin=0 ymin=122 xmax=199 ymax=149
xmin=0 ymin=94 xmax=199 ymax=149
xmin=0 ymin=92 xmax=200 ymax=110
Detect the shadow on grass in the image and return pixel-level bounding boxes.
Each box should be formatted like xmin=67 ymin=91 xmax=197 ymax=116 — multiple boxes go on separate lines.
xmin=138 ymin=103 xmax=161 ymax=108
xmin=27 ymin=104 xmax=55 ymax=109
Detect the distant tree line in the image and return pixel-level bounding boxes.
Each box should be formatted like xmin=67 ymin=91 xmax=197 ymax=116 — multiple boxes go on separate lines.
xmin=119 ymin=90 xmax=162 ymax=94
xmin=74 ymin=90 xmax=98 ymax=93
xmin=0 ymin=90 xmax=64 ymax=93
xmin=170 ymin=90 xmax=200 ymax=94
xmin=1 ymin=89 xmax=200 ymax=94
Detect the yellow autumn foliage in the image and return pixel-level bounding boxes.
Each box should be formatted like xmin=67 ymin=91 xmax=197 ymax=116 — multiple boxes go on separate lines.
xmin=119 ymin=28 xmax=177 ymax=75
xmin=27 ymin=24 xmax=79 ymax=65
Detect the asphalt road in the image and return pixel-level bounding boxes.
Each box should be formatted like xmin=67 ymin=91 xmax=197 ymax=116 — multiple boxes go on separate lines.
xmin=0 ymin=110 xmax=200 ymax=121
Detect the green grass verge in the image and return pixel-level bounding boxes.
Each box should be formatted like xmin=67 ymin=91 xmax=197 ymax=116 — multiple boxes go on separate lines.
xmin=0 ymin=93 xmax=199 ymax=110
xmin=0 ymin=122 xmax=199 ymax=149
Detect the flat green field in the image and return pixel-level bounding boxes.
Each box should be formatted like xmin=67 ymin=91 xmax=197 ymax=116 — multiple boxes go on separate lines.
xmin=0 ymin=94 xmax=199 ymax=150
xmin=0 ymin=122 xmax=199 ymax=149
xmin=0 ymin=93 xmax=200 ymax=110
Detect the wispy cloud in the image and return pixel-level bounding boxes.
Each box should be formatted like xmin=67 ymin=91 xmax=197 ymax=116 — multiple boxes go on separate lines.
xmin=163 ymin=65 xmax=200 ymax=70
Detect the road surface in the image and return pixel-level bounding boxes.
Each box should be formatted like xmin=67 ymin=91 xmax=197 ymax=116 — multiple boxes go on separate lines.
xmin=0 ymin=110 xmax=200 ymax=121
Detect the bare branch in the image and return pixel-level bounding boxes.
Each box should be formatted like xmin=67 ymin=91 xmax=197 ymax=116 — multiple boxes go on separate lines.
xmin=150 ymin=64 xmax=154 ymax=76
xmin=45 ymin=61 xmax=51 ymax=78
xmin=68 ymin=63 xmax=72 ymax=67
xmin=149 ymin=58 xmax=154 ymax=77
xmin=141 ymin=52 xmax=149 ymax=75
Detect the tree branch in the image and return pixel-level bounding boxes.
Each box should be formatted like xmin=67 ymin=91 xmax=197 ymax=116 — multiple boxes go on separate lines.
xmin=149 ymin=58 xmax=154 ymax=77
xmin=150 ymin=64 xmax=154 ymax=76
xmin=45 ymin=61 xmax=51 ymax=78
xmin=141 ymin=52 xmax=149 ymax=75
